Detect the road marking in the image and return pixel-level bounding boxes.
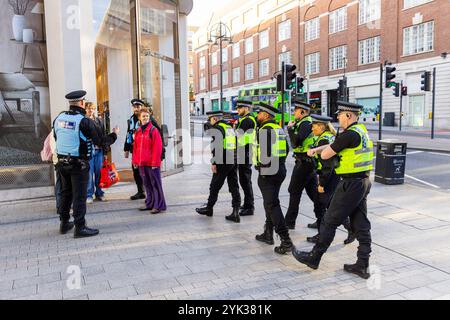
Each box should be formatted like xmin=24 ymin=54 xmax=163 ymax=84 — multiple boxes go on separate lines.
xmin=405 ymin=174 xmax=440 ymax=189
xmin=407 ymin=151 xmax=424 ymax=155
xmin=429 ymin=152 xmax=450 ymax=157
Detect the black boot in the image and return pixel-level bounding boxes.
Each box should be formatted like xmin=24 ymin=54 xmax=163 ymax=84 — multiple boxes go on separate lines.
xmin=255 ymin=224 xmax=274 ymax=245
xmin=60 ymin=221 xmax=74 ymax=235
xmin=344 ymin=260 xmax=371 ymax=279
xmin=74 ymin=226 xmax=99 ymax=238
xmin=225 ymin=207 xmax=240 ymax=223
xmin=130 ymin=192 xmax=145 ymax=200
xmin=196 ymin=205 xmax=213 ymax=217
xmin=292 ymin=247 xmax=323 ymax=270
xmin=274 ymin=233 xmax=293 ymax=255
xmin=286 ymin=223 xmax=296 ymax=230
xmin=307 ymin=221 xmax=318 ymax=229
xmin=343 ymin=222 xmax=356 ymax=245
xmin=306 ymin=233 xmax=319 ymax=244
xmin=239 ymin=207 xmax=254 ymax=216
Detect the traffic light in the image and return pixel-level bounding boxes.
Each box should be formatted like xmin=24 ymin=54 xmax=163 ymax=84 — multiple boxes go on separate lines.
xmin=338 ymin=77 xmax=347 ymax=98
xmin=385 ymin=65 xmax=396 ymax=88
xmin=420 ymin=71 xmax=431 ymax=91
xmin=296 ymin=77 xmax=304 ymax=94
xmin=284 ymin=63 xmax=297 ymax=91
xmin=276 ymin=74 xmax=283 ymax=92
xmin=401 ymin=86 xmax=408 ymax=96
xmin=391 ymin=82 xmax=400 ymax=97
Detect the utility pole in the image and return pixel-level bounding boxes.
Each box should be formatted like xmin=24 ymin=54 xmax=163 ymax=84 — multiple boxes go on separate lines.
xmin=281 ymin=61 xmax=285 ymax=129
xmin=379 ymin=63 xmax=383 ymax=141
xmin=432 ymin=67 xmax=436 ymax=139
xmin=219 ymin=23 xmax=223 ymax=112
xmin=399 ymin=80 xmax=403 ymax=132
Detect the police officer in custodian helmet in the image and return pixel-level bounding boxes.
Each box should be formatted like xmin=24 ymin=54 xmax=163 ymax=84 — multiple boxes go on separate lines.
xmin=53 ymin=90 xmax=119 ymax=238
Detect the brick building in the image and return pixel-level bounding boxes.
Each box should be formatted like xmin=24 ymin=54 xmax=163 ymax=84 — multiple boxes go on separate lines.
xmin=193 ymin=0 xmax=450 ymax=129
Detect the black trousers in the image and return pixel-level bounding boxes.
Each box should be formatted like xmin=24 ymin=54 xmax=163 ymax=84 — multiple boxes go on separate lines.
xmin=57 ymin=161 xmax=90 ymax=228
xmin=207 ymin=164 xmax=241 ymax=208
xmin=315 ymin=177 xmax=372 ymax=263
xmin=238 ymin=164 xmax=254 ymax=209
xmin=133 ymin=165 xmax=144 ymax=194
xmin=285 ymin=159 xmax=321 ymax=226
xmin=258 ymin=164 xmax=288 ymax=236
xmin=316 ymin=173 xmax=340 ymax=231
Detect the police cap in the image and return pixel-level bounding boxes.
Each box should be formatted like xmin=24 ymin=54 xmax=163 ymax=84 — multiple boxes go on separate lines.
xmin=335 ymin=101 xmax=364 ymax=114
xmin=257 ymin=102 xmax=280 ymax=117
xmin=206 ymin=110 xmax=224 ymax=118
xmin=311 ymin=114 xmax=333 ymax=123
xmin=293 ymin=98 xmax=311 ymax=111
xmin=65 ymin=90 xmax=87 ymax=103
xmin=236 ymin=100 xmax=253 ymax=108
xmin=131 ymin=99 xmax=146 ymax=107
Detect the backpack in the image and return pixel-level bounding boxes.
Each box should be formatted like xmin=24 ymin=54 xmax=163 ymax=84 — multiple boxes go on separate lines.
xmin=148 ymin=125 xmax=166 ymax=161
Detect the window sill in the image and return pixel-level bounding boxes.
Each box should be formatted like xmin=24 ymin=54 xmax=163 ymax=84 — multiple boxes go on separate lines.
xmin=401 ymin=50 xmax=434 ymax=58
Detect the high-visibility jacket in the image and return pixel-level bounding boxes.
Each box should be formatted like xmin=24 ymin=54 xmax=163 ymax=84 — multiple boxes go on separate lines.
xmin=254 ymin=122 xmax=287 ymax=165
xmin=335 ymin=123 xmax=374 ymax=175
xmin=292 ymin=116 xmax=315 ymax=154
xmin=314 ymin=131 xmax=335 ymax=171
xmin=236 ymin=114 xmax=257 ymax=147
xmin=217 ymin=122 xmax=237 ymax=150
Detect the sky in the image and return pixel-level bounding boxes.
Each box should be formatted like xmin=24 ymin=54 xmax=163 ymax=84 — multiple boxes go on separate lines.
xmin=188 ymin=0 xmax=233 ymax=28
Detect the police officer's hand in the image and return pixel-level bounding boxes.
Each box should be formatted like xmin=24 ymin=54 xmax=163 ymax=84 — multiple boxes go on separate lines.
xmin=318 ymin=185 xmax=325 ymax=193
xmin=288 ymin=121 xmax=295 ymax=128
xmin=113 ymin=126 xmax=120 ymax=135
xmin=307 ymin=149 xmax=317 ymax=157
xmin=211 ymin=164 xmax=217 ymax=174
xmin=124 ymin=151 xmax=130 ymax=159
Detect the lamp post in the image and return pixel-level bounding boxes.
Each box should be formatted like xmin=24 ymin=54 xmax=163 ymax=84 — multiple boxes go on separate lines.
xmin=208 ymin=22 xmax=233 ymax=112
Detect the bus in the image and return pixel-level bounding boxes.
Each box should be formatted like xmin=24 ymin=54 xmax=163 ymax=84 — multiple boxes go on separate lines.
xmin=237 ymin=85 xmax=296 ymax=125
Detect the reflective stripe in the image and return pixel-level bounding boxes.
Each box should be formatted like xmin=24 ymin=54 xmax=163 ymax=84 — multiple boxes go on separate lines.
xmin=354 ymin=161 xmax=373 ymax=168
xmin=355 ymin=148 xmax=373 ymax=155
xmin=237 ymin=115 xmax=257 ymax=147
xmin=218 ymin=122 xmax=237 ymax=150
xmin=255 ymin=122 xmax=287 ymax=164
xmin=293 ymin=116 xmax=314 ymax=153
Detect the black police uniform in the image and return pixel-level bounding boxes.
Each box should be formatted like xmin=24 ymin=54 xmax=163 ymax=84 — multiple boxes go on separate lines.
xmin=196 ymin=112 xmax=241 ymax=221
xmin=236 ymin=100 xmax=257 ymax=216
xmin=254 ymin=103 xmax=293 ymax=255
xmin=285 ymin=101 xmax=320 ymax=229
xmin=54 ymin=91 xmax=117 ymax=238
xmin=124 ymin=99 xmax=145 ymax=199
xmin=293 ymin=102 xmax=373 ymax=279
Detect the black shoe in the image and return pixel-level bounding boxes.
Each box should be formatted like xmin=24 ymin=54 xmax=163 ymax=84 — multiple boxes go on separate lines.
xmin=74 ymin=226 xmax=100 ymax=238
xmin=274 ymin=235 xmax=293 ymax=255
xmin=196 ymin=206 xmax=213 ymax=217
xmin=225 ymin=207 xmax=240 ymax=223
xmin=344 ymin=232 xmax=356 ymax=245
xmin=239 ymin=207 xmax=254 ymax=216
xmin=286 ymin=224 xmax=295 ymax=230
xmin=306 ymin=234 xmax=320 ymax=244
xmin=130 ymin=193 xmax=145 ymax=200
xmin=255 ymin=224 xmax=274 ymax=245
xmin=307 ymin=221 xmax=318 ymax=229
xmin=60 ymin=221 xmax=74 ymax=235
xmin=139 ymin=207 xmax=152 ymax=211
xmin=292 ymin=247 xmax=323 ymax=270
xmin=344 ymin=262 xmax=371 ymax=279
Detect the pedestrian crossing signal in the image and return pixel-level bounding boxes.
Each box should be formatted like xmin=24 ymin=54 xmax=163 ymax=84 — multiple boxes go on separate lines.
xmin=421 ymin=71 xmax=431 ymax=92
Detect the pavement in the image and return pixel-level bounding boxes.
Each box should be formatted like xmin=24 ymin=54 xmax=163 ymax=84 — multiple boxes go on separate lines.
xmin=1 ymin=136 xmax=450 ymax=300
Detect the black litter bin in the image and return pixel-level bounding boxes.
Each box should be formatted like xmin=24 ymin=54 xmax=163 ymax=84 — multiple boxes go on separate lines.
xmin=375 ymin=140 xmax=407 ymax=185
xmin=383 ymin=112 xmax=395 ymax=127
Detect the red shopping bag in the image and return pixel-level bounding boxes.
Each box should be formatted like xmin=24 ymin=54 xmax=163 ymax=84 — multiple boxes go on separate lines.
xmin=99 ymin=161 xmax=120 ymax=188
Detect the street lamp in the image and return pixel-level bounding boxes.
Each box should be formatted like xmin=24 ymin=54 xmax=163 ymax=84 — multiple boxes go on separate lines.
xmin=208 ymin=22 xmax=233 ymax=112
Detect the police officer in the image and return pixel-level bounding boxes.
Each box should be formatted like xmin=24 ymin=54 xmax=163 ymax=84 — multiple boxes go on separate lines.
xmin=254 ymin=103 xmax=293 ymax=255
xmin=196 ymin=111 xmax=242 ymax=223
xmin=292 ymin=101 xmax=373 ymax=279
xmin=235 ymin=100 xmax=257 ymax=216
xmin=124 ymin=99 xmax=145 ymax=200
xmin=53 ymin=91 xmax=119 ymax=238
xmin=306 ymin=114 xmax=354 ymax=245
xmin=285 ymin=99 xmax=320 ymax=230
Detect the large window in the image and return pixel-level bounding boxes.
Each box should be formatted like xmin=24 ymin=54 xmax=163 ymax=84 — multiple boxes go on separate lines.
xmin=245 ymin=63 xmax=254 ymax=80
xmin=200 ymin=76 xmax=206 ymax=90
xmin=278 ymin=51 xmax=292 ymax=70
xmin=404 ymin=0 xmax=433 ymax=9
xmin=359 ymin=0 xmax=381 ymax=25
xmin=211 ymin=52 xmax=217 ymax=66
xmin=259 ymin=30 xmax=269 ymax=49
xmin=329 ymin=7 xmax=347 ymax=34
xmin=359 ymin=36 xmax=380 ymax=65
xmin=233 ymin=67 xmax=240 ymax=83
xmin=305 ymin=52 xmax=320 ymax=75
xmin=199 ymin=56 xmax=206 ymax=69
xmin=245 ymin=37 xmax=254 ymax=54
xmin=222 ymin=71 xmax=228 ymax=85
xmin=278 ymin=19 xmax=291 ymax=41
xmin=305 ymin=17 xmax=320 ymax=42
xmin=403 ymin=21 xmax=434 ymax=56
xmin=259 ymin=58 xmax=270 ymax=77
xmin=212 ymin=74 xmax=218 ymax=88
xmin=222 ymin=49 xmax=228 ymax=63
xmin=329 ymin=45 xmax=347 ymax=71
xmin=233 ymin=42 xmax=240 ymax=59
